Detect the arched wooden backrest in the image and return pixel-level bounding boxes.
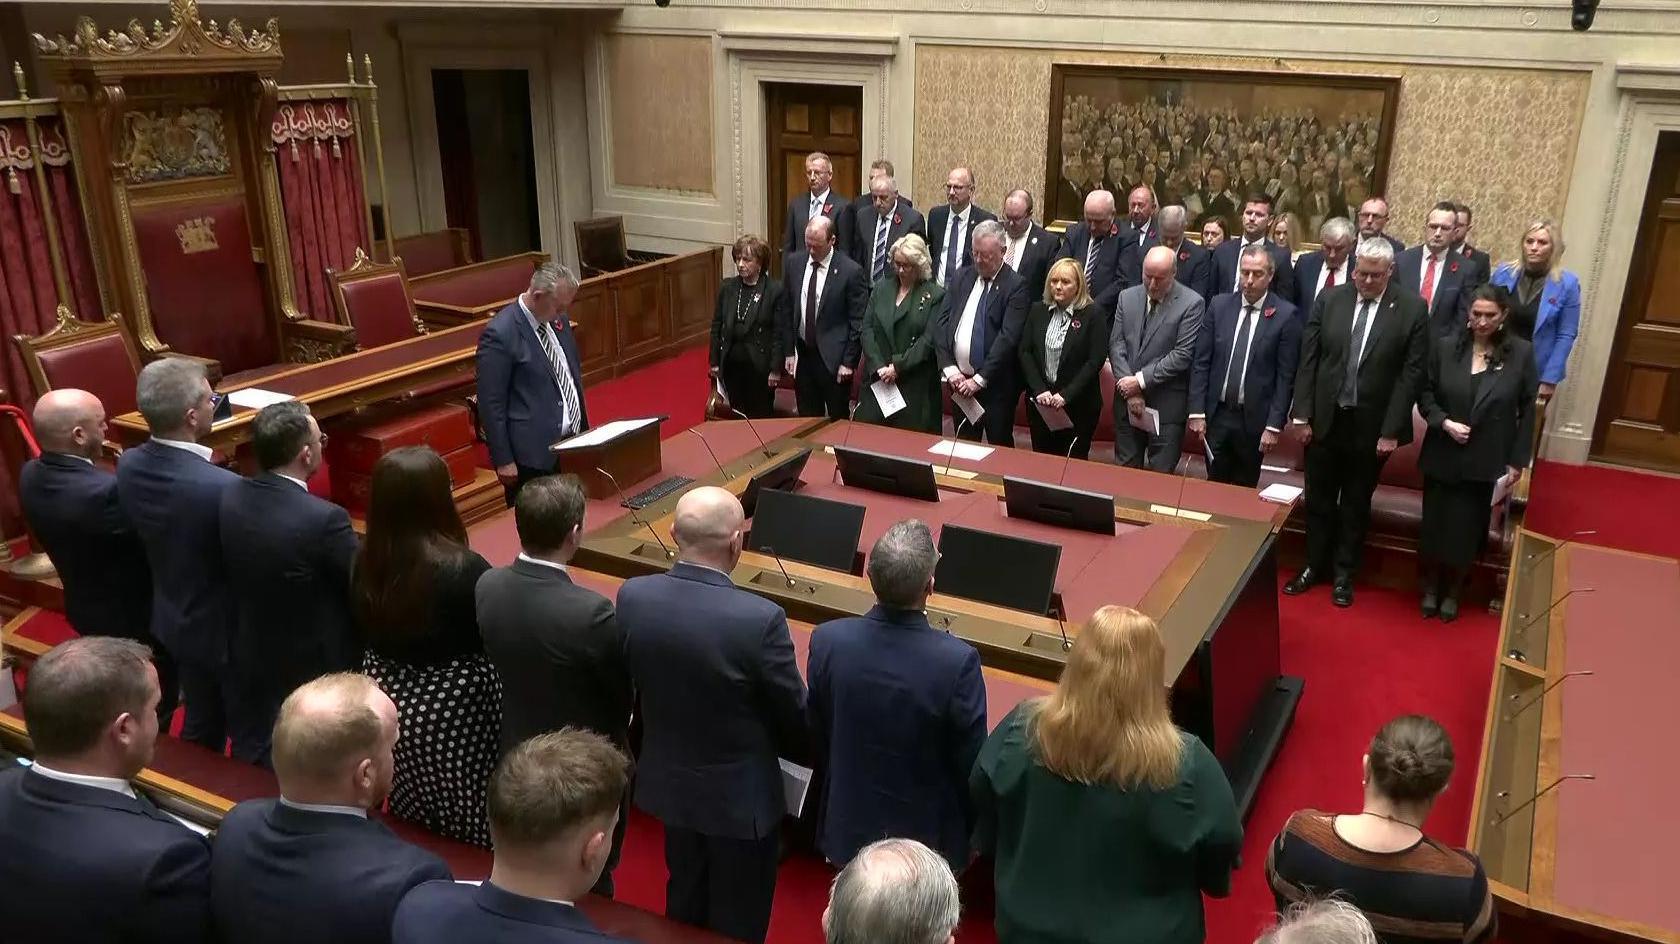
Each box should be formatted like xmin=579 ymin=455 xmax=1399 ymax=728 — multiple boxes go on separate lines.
xmin=328 ymin=248 xmax=427 ymax=351
xmin=14 ymin=311 xmax=145 ymax=418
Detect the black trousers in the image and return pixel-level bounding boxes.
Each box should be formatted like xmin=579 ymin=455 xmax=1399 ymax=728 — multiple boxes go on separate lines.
xmin=502 ymin=461 xmax=557 ymax=508
xmin=177 ymin=655 xmax=265 ymax=762
xmin=1206 ymin=406 xmax=1263 ymax=488
xmin=1303 ymin=408 xmax=1390 ymax=580
xmin=793 ymin=340 xmax=849 ymax=419
xmin=139 ymin=639 xmax=179 ymax=727
xmin=720 ymin=350 xmax=775 ymax=419
xmin=663 ymin=826 xmax=780 ymax=944
xmin=1025 ymin=400 xmax=1097 ymax=460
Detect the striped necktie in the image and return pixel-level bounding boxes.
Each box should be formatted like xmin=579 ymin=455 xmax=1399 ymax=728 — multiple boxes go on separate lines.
xmin=872 ymin=215 xmax=890 ymax=281
xmin=536 ymin=321 xmax=581 ymax=436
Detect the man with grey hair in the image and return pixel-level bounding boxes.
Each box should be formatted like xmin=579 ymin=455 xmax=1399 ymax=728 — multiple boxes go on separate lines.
xmin=478 ymin=260 xmax=590 ymax=506
xmin=808 ymin=521 xmax=985 ymax=870
xmin=848 ymin=173 xmax=926 ymax=283
xmin=1286 ymin=236 xmax=1428 ymax=607
xmin=618 ymin=486 xmax=806 ymax=943
xmin=1294 ymin=216 xmax=1357 ymax=316
xmin=1151 ymin=204 xmax=1213 ymax=299
xmin=936 ymin=218 xmax=1029 ymax=445
xmin=1255 ymin=900 xmax=1377 ymax=944
xmin=117 ymin=356 xmax=246 ymax=755
xmin=823 ymin=838 xmax=962 ymax=944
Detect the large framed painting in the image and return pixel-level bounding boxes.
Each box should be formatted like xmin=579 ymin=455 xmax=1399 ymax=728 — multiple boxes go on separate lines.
xmin=1045 ymin=65 xmax=1401 ymax=233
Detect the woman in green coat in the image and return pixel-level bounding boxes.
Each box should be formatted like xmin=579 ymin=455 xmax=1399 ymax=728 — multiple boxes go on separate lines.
xmin=853 ymin=233 xmax=945 ymax=433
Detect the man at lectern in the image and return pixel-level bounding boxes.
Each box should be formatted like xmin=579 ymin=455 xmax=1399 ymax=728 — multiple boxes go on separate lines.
xmin=478 ymin=262 xmax=591 ymax=506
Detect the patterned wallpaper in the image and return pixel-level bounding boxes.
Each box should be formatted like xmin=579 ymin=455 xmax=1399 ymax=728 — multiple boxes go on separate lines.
xmin=913 ymin=46 xmax=1590 ymax=265
xmin=605 ymin=33 xmax=715 ymax=195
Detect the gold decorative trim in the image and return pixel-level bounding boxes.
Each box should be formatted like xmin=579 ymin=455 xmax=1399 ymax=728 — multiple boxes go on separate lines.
xmin=33 ymin=0 xmax=280 ymax=60
xmin=286 ymin=336 xmax=343 ymax=364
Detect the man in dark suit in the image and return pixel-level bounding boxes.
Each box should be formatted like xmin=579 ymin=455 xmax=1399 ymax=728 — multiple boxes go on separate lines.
xmin=0 ymin=636 xmax=212 ymax=943
xmin=808 ymin=520 xmax=985 ymax=870
xmin=393 ymin=730 xmax=635 ymax=944
xmin=782 ymin=216 xmax=869 ymax=419
xmin=1293 ymin=216 xmax=1356 ymax=318
xmin=1397 ymin=202 xmax=1481 ymax=339
xmin=847 ymin=173 xmax=925 ymax=284
xmin=936 ymin=220 xmax=1029 ymax=445
xmin=1122 ymin=184 xmax=1159 ymax=248
xmin=999 ymin=188 xmax=1058 ymax=299
xmin=1210 ymin=192 xmax=1296 ymax=301
xmin=219 ymin=401 xmax=359 ymax=763
xmin=19 ymin=388 xmax=174 ymax=724
xmin=927 ymin=167 xmax=997 ymax=288
xmin=1148 ymin=205 xmax=1212 ymax=299
xmin=618 ymin=487 xmax=806 ymax=944
xmin=1055 ymin=189 xmax=1129 ymax=319
xmin=1355 ymin=196 xmax=1407 ymax=256
xmin=1284 ymin=240 xmax=1429 ymax=607
xmin=1189 ymin=165 xmax=1238 ymax=229
xmin=1189 ymin=245 xmax=1302 ymax=487
xmin=783 ymin=151 xmax=849 ymax=258
xmin=845 ymin=159 xmax=912 ymax=252
xmin=211 ymin=673 xmax=451 ymax=944
xmin=1451 ymin=201 xmax=1492 ymax=280
xmin=117 ymin=357 xmax=245 ymax=756
xmin=478 ymin=262 xmax=590 ymax=507
xmin=1109 ymin=246 xmax=1206 ymax=471
xmin=477 ymin=474 xmax=632 ymax=895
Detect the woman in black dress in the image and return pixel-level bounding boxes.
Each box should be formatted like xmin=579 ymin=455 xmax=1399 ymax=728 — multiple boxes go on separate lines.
xmin=1416 ymin=284 xmax=1538 ymax=622
xmin=1018 ymin=258 xmax=1110 ymax=459
xmin=352 ymin=445 xmax=500 ymax=846
xmin=708 ymin=234 xmax=788 ymax=419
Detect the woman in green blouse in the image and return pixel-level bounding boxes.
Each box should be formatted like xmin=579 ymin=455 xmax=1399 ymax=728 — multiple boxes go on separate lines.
xmin=853 ymin=233 xmax=945 ymax=433
xmin=971 ymin=605 xmax=1242 ymax=944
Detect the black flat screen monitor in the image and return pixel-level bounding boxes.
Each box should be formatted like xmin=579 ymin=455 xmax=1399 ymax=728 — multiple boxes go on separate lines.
xmin=833 ymin=445 xmax=939 ymax=502
xmin=934 ymin=524 xmax=1062 ymax=616
xmin=747 ymin=488 xmax=865 ymax=573
xmin=1003 ymin=476 xmax=1117 ymax=535
xmin=739 ymin=448 xmax=811 ymax=518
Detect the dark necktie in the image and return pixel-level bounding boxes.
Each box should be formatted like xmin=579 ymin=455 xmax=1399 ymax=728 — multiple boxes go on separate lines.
xmin=1339 ymin=299 xmax=1374 ymax=407
xmin=1324 ymin=265 xmax=1337 ymax=290
xmin=536 ymin=321 xmax=581 ymax=435
xmin=969 ymin=279 xmax=991 ymax=367
xmin=944 ymin=212 xmax=962 ymax=284
xmin=872 ymin=216 xmax=890 ymax=281
xmin=1224 ymin=304 xmax=1255 ymax=406
xmin=1084 ymin=236 xmax=1099 ymax=283
xmin=804 ymin=260 xmax=822 ymax=347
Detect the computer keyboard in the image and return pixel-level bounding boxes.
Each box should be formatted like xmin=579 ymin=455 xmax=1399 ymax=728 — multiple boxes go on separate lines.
xmin=621 ymin=475 xmax=694 ymax=511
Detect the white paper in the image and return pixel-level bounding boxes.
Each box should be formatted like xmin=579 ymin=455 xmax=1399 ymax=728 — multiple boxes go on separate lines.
xmin=225 ymin=388 xmax=294 ymax=410
xmin=713 ymin=376 xmax=728 ymax=402
xmin=1261 ymin=463 xmax=1291 ymax=473
xmin=1149 ymin=504 xmax=1213 ymax=522
xmin=869 ymin=379 xmax=907 ymax=418
xmin=1203 ymin=433 xmax=1216 ymax=464
xmin=1492 ymin=474 xmax=1515 ymax=507
xmin=780 ymin=758 xmax=814 ymax=817
xmin=1033 ymin=399 xmax=1074 ymax=431
xmin=1129 ymin=406 xmax=1161 ymax=435
xmin=926 ymin=440 xmax=994 ymax=462
xmin=550 ymin=416 xmax=661 ymax=451
xmin=1258 ymin=482 xmax=1304 ymax=504
xmin=951 ymin=391 xmax=986 ymax=425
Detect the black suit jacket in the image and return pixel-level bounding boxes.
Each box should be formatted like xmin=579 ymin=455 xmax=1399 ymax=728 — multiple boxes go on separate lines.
xmin=710 ymin=276 xmax=792 ymax=377
xmin=116 ymin=440 xmax=241 ymax=666
xmin=394 ymin=880 xmax=634 ymax=944
xmin=0 ymin=766 xmax=212 ymax=944
xmin=1211 ymin=238 xmax=1297 ymax=302
xmin=1136 ymin=236 xmax=1213 ymax=300
xmin=1418 ymin=335 xmax=1539 ymax=482
xmin=477 ymin=301 xmax=589 ymax=472
xmin=211 ymin=799 xmax=451 ymax=944
xmin=781 ymin=249 xmax=869 ymax=374
xmin=1396 ymin=246 xmax=1481 ymax=340
xmin=847 ymin=203 xmax=927 ymax=280
xmin=927 ymin=204 xmax=997 ymax=281
xmin=1018 ymin=302 xmax=1111 ymax=431
xmin=477 ymin=557 xmax=633 ymax=754
xmin=19 ymin=453 xmax=153 ymax=643
xmin=1190 ymin=291 xmax=1302 ymax=434
xmin=1455 ymin=244 xmax=1492 ymax=284
xmin=618 ymin=562 xmax=806 ymax=840
xmin=845 ymin=192 xmax=912 ymax=251
xmin=935 ymin=264 xmax=1030 ymax=403
xmin=783 ymin=190 xmax=850 ymax=256
xmin=1054 ymin=222 xmax=1129 ymax=317
xmin=1292 ymin=250 xmax=1352 ymax=318
xmin=1293 ymin=283 xmax=1430 ymax=445
xmin=219 ymin=473 xmax=360 ymax=697
xmin=1007 ymin=225 xmax=1060 ymax=300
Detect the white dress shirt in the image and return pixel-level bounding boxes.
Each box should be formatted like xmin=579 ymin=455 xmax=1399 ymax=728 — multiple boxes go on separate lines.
xmin=29 ymin=762 xmax=136 ymax=799
xmin=938 ymin=207 xmax=970 ymax=286
xmin=808 ymin=189 xmax=832 ymax=218
xmin=279 ymin=797 xmax=368 ymax=819
xmin=1315 ymin=257 xmax=1347 ymax=298
xmin=1221 ymin=300 xmax=1263 ymax=408
xmin=1352 ymin=295 xmax=1380 ymax=366
xmin=516 ymin=552 xmax=568 ymax=574
xmin=945 ymin=276 xmax=989 ymax=383
xmin=800 ymin=250 xmax=833 ymax=340
xmin=277 ymin=472 xmax=309 ymax=491
xmin=518 ymin=296 xmax=582 ymax=437
xmin=152 ymin=437 xmax=214 ymax=461
xmin=1231 ymin=239 xmax=1266 ymax=292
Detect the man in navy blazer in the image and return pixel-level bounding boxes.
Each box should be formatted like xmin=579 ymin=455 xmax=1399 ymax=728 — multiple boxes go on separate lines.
xmin=618 ymin=487 xmax=806 ymax=944
xmin=0 ymin=636 xmax=212 ymax=944
xmin=213 ymin=673 xmax=450 ymax=944
xmin=1147 ymin=205 xmax=1212 ymax=299
xmin=808 ymin=521 xmax=986 ymax=870
xmin=116 ymin=357 xmax=245 ymax=756
xmin=19 ymin=388 xmax=174 ymax=723
xmin=935 ymin=220 xmax=1029 ymax=445
xmin=1210 ymin=192 xmax=1296 ymax=302
xmin=478 ymin=261 xmax=591 ymax=507
xmin=1356 ymin=195 xmax=1408 ymax=256
xmin=783 ymin=150 xmax=851 ymax=258
xmin=999 ymin=189 xmax=1058 ymax=299
xmin=1189 ymin=246 xmax=1302 ymax=488
xmin=394 ymin=730 xmax=635 ymax=944
xmin=1396 ymin=202 xmax=1482 ymax=339
xmin=845 ymin=159 xmax=913 ymax=251
xmin=1054 ymin=189 xmax=1130 ymax=317
xmin=926 ymin=167 xmax=997 ymax=288
xmin=1292 ymin=216 xmax=1357 ymax=318
xmin=219 ymin=401 xmax=360 ymax=762
xmin=847 ymin=174 xmax=926 ymax=283
xmin=782 ymin=215 xmax=869 ymax=420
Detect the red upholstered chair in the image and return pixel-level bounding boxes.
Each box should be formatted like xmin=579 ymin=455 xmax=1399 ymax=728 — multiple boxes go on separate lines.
xmin=373 ymin=229 xmax=474 ymax=278
xmin=14 ymin=312 xmax=145 ymax=421
xmin=328 ymin=249 xmax=427 ymax=351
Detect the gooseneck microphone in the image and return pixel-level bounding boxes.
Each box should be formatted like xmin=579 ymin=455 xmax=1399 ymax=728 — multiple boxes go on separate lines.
xmin=1508 ymin=587 xmax=1594 ymax=661
xmin=596 ymin=466 xmax=673 ymax=559
xmin=832 ymin=401 xmax=861 ymax=484
xmin=688 ymin=428 xmax=727 ymax=480
xmin=1502 ymin=670 xmax=1593 ymax=723
xmin=1523 ymin=530 xmax=1597 ymax=575
xmin=1491 ymin=774 xmax=1596 ymax=827
xmin=730 ymin=408 xmax=774 ymax=460
xmin=1058 ymin=436 xmax=1080 ymax=486
xmin=759 ymin=545 xmax=798 ymax=589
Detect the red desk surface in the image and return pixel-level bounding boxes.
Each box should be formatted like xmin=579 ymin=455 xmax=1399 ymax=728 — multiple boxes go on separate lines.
xmin=1553 ymin=547 xmax=1680 ymax=935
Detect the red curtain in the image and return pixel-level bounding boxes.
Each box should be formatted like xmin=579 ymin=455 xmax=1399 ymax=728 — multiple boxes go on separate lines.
xmin=272 ymin=100 xmax=371 ymax=324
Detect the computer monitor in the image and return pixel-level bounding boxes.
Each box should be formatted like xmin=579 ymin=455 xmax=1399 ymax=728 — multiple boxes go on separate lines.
xmin=747 ymin=488 xmax=866 ymax=573
xmin=739 ymin=448 xmax=811 ymax=518
xmin=934 ymin=524 xmax=1062 ymax=616
xmin=833 ymin=445 xmax=939 ymax=502
xmin=1003 ymin=476 xmax=1117 ymax=535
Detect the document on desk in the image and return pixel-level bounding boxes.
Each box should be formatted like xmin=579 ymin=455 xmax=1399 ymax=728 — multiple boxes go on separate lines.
xmin=869 ymin=379 xmax=907 ymax=418
xmin=1033 ymin=400 xmax=1073 ymax=431
xmin=551 ymin=416 xmax=661 ymax=451
xmin=1259 ymin=482 xmax=1304 ymax=504
xmin=951 ymin=390 xmax=986 ymax=425
xmin=927 ymin=440 xmax=993 ymax=462
xmin=1129 ymin=406 xmax=1161 ymax=435
xmin=780 ymin=758 xmax=814 ymax=817
xmin=226 ymin=388 xmax=295 ymax=410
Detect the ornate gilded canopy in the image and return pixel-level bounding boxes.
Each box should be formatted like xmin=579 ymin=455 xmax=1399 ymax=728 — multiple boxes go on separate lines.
xmin=32 ymin=0 xmax=283 ymax=76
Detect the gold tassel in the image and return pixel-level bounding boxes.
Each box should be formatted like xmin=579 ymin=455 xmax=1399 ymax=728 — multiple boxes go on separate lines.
xmin=289 ymin=138 xmax=299 ymax=162
xmin=331 ymin=136 xmax=341 ymax=159
xmin=5 ymin=167 xmax=18 ymax=195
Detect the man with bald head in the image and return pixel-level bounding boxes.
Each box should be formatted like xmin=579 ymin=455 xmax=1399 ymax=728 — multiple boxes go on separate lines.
xmin=211 ymin=673 xmax=450 ymax=944
xmin=18 ymin=388 xmax=175 ymax=722
xmin=782 ymin=214 xmax=869 ymax=419
xmin=927 ymin=166 xmax=996 ymax=288
xmin=1109 ymin=245 xmax=1206 ymax=470
xmin=618 ymin=486 xmax=806 ymax=944
xmin=1055 ymin=188 xmax=1130 ymax=317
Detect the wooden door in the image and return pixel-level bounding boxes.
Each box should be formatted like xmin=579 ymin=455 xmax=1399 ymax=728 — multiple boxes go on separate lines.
xmin=765 ymin=82 xmax=862 ymax=276
xmin=1593 ymin=132 xmax=1680 ymax=470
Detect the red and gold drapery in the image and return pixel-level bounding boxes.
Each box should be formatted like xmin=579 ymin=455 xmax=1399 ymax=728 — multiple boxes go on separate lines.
xmin=272 ymin=99 xmax=370 ymax=324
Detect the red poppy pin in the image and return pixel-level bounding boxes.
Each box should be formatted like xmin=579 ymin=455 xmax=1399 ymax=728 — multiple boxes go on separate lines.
xmin=822 ymin=202 xmax=833 ymax=215
xmin=1449 ymin=260 xmax=1459 ymax=273
xmin=1071 ymin=318 xmax=1082 ymax=330
xmin=893 ymin=213 xmax=902 ymax=225
xmin=1264 ymin=306 xmax=1277 ymax=319
xmin=1179 ymin=249 xmax=1190 ymax=263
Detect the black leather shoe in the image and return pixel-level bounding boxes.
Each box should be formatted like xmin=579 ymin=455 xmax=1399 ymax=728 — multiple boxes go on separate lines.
xmin=1421 ymin=589 xmax=1439 ymax=618
xmin=1439 ymin=595 xmax=1460 ymax=623
xmin=1332 ymin=578 xmax=1354 ymax=607
xmin=1283 ymin=568 xmax=1320 ymax=596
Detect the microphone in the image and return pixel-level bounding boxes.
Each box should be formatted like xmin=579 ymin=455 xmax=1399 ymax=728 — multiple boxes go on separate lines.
xmin=758 ymin=544 xmax=798 ymax=589
xmin=688 ymin=428 xmax=727 ymax=480
xmin=1172 ymin=443 xmax=1196 ymax=518
xmin=1502 ymin=670 xmax=1592 ymax=723
xmin=595 ymin=466 xmax=673 ymax=560
xmin=1523 ymin=530 xmax=1597 ymax=574
xmin=832 ymin=401 xmax=862 ymax=484
xmin=1053 ymin=610 xmax=1072 ymax=652
xmin=1491 ymin=774 xmax=1595 ymax=827
xmin=1508 ymin=588 xmax=1594 ymax=660
xmin=730 ymin=408 xmax=774 ymax=461
xmin=1059 ymin=436 xmax=1080 ymax=486
xmin=941 ymin=415 xmax=970 ymax=478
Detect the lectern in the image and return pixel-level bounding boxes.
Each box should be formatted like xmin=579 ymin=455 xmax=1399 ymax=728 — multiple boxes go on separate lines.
xmin=552 ymin=417 xmax=664 ymax=500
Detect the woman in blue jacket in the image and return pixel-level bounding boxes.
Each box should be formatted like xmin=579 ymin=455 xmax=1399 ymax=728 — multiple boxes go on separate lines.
xmin=1488 ymin=218 xmax=1579 ymax=400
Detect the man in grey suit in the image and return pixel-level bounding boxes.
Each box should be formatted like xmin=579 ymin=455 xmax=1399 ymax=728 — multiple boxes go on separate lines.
xmin=1109 ymin=246 xmax=1205 ymax=471
xmin=847 ymin=175 xmax=925 ymax=283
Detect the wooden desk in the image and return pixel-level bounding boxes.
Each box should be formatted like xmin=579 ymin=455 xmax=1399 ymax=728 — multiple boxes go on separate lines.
xmin=409 ymin=251 xmax=550 ymax=329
